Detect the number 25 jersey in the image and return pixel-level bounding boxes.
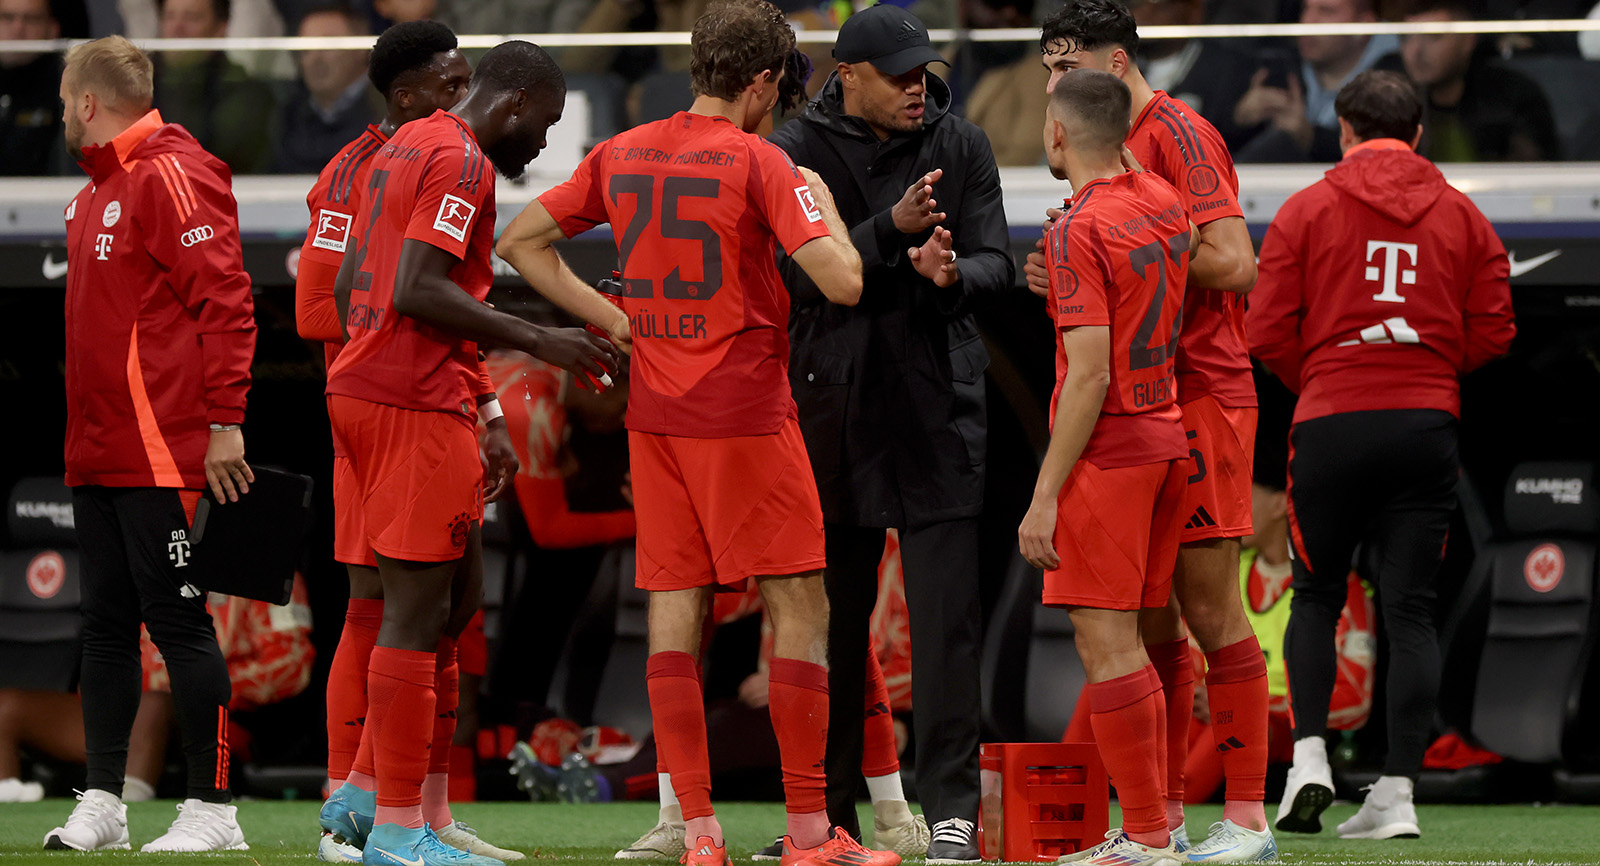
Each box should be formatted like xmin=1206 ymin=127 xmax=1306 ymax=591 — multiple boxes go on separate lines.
xmin=539 ymin=112 xmax=832 ymax=439
xmin=1045 ymin=170 xmax=1191 ymax=470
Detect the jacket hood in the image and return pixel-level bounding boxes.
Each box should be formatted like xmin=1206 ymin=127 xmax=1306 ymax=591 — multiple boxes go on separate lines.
xmin=80 ymin=110 xmax=232 ymax=184
xmin=1325 ymin=146 xmax=1447 ymax=227
xmin=798 ymin=70 xmax=952 ymax=140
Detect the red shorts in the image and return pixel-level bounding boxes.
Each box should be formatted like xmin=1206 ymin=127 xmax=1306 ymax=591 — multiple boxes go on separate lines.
xmin=328 ymin=394 xmax=482 ymax=563
xmin=630 ymin=417 xmax=826 ymax=591
xmin=1179 ymin=395 xmax=1256 ymax=543
xmin=1043 ymin=458 xmax=1187 ymax=610
xmin=331 ymin=454 xmax=378 ymax=567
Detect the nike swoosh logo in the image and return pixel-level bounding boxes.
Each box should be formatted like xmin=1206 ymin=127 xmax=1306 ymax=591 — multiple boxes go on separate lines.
xmin=372 ymin=846 xmax=423 ymax=866
xmin=42 ymin=254 xmax=68 ymax=280
xmin=1508 ymin=249 xmax=1560 ymax=278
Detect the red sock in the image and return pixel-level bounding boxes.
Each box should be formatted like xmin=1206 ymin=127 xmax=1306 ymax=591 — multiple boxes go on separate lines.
xmin=646 ymin=652 xmax=713 ymax=820
xmin=1146 ymin=637 xmax=1194 ymax=806
xmin=423 ymin=637 xmax=459 ymax=827
xmin=448 ymin=744 xmax=476 ymax=803
xmin=367 ymin=646 xmax=436 ymax=829
xmin=861 ymin=651 xmax=899 ymax=778
xmin=1087 ymin=667 xmax=1167 ymax=848
xmin=1144 ymin=667 xmax=1169 ymax=826
xmin=1205 ymin=637 xmax=1270 ymax=828
xmin=768 ymin=658 xmax=829 ymax=848
xmin=327 ymin=598 xmax=382 ymax=785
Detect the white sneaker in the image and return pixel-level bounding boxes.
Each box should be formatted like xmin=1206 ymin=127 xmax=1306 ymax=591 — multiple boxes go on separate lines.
xmin=43 ymin=789 xmax=130 ymax=851
xmin=1274 ymin=738 xmax=1334 ymax=834
xmin=1171 ymin=824 xmax=1189 ymax=854
xmin=1337 ymin=776 xmax=1420 ymax=840
xmin=872 ymin=801 xmax=930 ymax=858
xmin=0 ymin=777 xmax=44 ymax=803
xmin=1183 ymin=821 xmax=1278 ymax=863
xmin=614 ymin=806 xmax=686 ymax=860
xmin=319 ymin=831 xmax=364 ymax=863
xmin=1056 ymin=829 xmax=1178 ymax=865
xmin=438 ymin=820 xmax=526 ymax=861
xmin=141 ymin=799 xmax=249 ymax=852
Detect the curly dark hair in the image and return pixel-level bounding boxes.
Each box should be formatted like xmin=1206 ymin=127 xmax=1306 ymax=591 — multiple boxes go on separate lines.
xmin=1040 ymin=0 xmax=1140 ymax=59
xmin=471 ymin=39 xmax=564 ymax=97
xmin=690 ymin=0 xmax=796 ymax=102
xmin=777 ymin=48 xmax=813 ymax=113
xmin=369 ymin=19 xmax=458 ymax=98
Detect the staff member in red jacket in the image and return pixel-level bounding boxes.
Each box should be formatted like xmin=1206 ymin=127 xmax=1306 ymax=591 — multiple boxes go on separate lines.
xmin=48 ymin=35 xmax=256 ymax=855
xmin=1247 ymin=69 xmax=1514 ymax=843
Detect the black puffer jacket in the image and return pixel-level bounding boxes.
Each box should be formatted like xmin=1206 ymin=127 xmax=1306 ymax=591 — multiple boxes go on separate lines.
xmin=771 ymin=71 xmax=1014 ymax=529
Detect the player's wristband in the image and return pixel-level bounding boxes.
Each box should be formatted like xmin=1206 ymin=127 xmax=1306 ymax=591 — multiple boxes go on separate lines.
xmin=480 ymin=398 xmax=504 ymax=423
xmin=209 ymin=423 xmax=241 ymax=432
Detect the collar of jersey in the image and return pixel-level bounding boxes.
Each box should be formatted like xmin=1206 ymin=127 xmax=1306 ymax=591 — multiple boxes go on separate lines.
xmin=1344 ymin=137 xmax=1413 ymax=157
xmin=1128 ymin=90 xmax=1170 ymax=138
xmin=79 ymin=109 xmax=164 ymax=176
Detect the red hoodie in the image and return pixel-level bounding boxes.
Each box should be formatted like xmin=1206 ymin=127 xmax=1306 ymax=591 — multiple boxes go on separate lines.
xmin=64 ymin=110 xmax=256 ymax=488
xmin=1247 ymin=141 xmax=1514 ymax=424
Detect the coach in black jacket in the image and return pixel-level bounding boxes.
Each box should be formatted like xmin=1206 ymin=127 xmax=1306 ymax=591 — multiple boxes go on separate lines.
xmin=771 ymin=6 xmax=1012 ymax=861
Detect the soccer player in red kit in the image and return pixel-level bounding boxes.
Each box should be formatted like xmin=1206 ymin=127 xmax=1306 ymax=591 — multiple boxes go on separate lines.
xmin=322 ymin=41 xmax=618 ymax=866
xmin=493 ymin=4 xmax=879 ymax=865
xmin=1031 ymin=3 xmax=1272 ymax=859
xmin=297 ymin=22 xmax=523 ymax=865
xmin=1019 ymin=69 xmax=1196 ymax=866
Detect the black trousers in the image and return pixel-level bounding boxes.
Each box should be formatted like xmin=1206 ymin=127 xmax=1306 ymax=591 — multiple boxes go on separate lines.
xmin=823 ymin=519 xmax=981 ymax=834
xmin=1283 ymin=410 xmax=1458 ymax=779
xmin=74 ymin=487 xmax=232 ymax=802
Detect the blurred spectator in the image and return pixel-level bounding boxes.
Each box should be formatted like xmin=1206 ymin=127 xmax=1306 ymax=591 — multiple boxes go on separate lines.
xmin=272 ymin=3 xmax=381 ymax=173
xmin=1584 ymin=0 xmax=1600 ymax=58
xmin=123 ymin=0 xmax=287 ymax=75
xmin=1402 ymin=0 xmax=1561 ymax=160
xmin=152 ymin=0 xmax=279 ymax=173
xmin=372 ymin=0 xmax=432 ymax=25
xmin=956 ymin=0 xmax=1049 ymax=164
xmin=0 ymin=0 xmax=69 ymax=175
xmin=435 ymin=0 xmax=590 ymax=36
xmin=1233 ymin=0 xmax=1401 ymax=162
xmin=1131 ymin=0 xmax=1257 ymax=150
xmin=0 ymin=577 xmax=313 ymax=802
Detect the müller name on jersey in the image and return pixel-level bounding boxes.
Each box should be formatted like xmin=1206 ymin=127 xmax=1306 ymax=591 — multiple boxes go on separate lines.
xmin=632 ymin=309 xmax=709 ymax=340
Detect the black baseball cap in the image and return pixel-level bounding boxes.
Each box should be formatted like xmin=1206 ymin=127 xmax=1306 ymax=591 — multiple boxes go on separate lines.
xmin=833 ymin=4 xmax=948 ymax=76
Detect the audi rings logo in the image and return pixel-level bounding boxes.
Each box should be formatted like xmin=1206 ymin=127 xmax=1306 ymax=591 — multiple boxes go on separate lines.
xmin=180 ymin=225 xmax=214 ymax=247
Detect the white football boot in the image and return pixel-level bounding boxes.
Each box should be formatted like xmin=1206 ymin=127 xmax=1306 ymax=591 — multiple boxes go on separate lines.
xmin=1055 ymin=829 xmax=1179 ymax=866
xmin=1337 ymin=776 xmax=1420 ymax=839
xmin=872 ymin=801 xmax=930 ymax=858
xmin=1183 ymin=821 xmax=1278 ymax=862
xmin=614 ymin=805 xmax=687 ymax=860
xmin=438 ymin=821 xmax=526 ymax=861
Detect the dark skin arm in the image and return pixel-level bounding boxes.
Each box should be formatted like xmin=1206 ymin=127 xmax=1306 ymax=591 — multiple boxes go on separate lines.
xmin=339 ymin=238 xmax=620 ymax=384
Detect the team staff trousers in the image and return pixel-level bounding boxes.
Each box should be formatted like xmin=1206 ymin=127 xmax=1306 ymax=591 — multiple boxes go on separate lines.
xmin=822 ymin=518 xmax=981 ymax=835
xmin=74 ymin=486 xmax=232 ymax=802
xmin=1283 ymin=409 xmax=1458 ymax=779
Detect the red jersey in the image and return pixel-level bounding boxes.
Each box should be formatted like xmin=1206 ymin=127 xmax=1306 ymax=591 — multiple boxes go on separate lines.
xmin=538 ymin=112 xmax=831 ymax=438
xmin=297 ymin=124 xmax=387 ymax=366
xmin=1045 ymin=170 xmax=1190 ymax=470
xmin=65 ymin=110 xmax=256 ymax=489
xmin=1125 ymin=91 xmax=1256 ymax=408
xmin=1247 ymin=141 xmax=1515 ymax=423
xmin=325 ymin=111 xmax=496 ymax=423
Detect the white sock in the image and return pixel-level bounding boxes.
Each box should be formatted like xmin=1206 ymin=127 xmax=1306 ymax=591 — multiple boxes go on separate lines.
xmin=1368 ymin=775 xmax=1413 ymax=806
xmin=658 ymin=773 xmax=679 ymax=812
xmin=122 ymin=777 xmax=156 ymax=802
xmin=865 ymin=772 xmax=904 ymax=804
xmin=1292 ymin=736 xmax=1328 ymax=768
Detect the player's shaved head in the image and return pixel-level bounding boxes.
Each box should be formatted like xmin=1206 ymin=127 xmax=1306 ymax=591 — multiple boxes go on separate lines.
xmin=472 ymin=39 xmax=564 ymax=98
xmin=1049 ymin=68 xmax=1131 ymax=153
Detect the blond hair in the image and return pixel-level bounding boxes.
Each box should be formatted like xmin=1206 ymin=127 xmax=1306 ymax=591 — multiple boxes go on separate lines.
xmin=63 ymin=36 xmax=154 ymax=116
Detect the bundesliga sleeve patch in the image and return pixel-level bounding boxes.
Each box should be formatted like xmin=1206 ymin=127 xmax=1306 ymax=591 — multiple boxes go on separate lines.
xmin=433 ymin=194 xmax=478 ymax=242
xmin=312 ymin=209 xmax=352 ymax=252
xmin=794 ymin=186 xmax=823 ymax=223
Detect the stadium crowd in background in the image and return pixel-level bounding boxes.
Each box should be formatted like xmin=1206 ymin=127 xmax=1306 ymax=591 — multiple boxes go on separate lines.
xmin=0 ymin=0 xmax=1595 ymax=173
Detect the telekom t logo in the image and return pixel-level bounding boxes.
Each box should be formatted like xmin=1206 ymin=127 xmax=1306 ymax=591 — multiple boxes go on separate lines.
xmin=1365 ymin=240 xmax=1417 ymax=303
xmin=95 ymin=233 xmax=115 ymax=261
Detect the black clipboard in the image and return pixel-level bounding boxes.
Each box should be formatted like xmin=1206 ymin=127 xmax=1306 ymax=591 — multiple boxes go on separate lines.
xmin=186 ymin=466 xmax=314 ymax=605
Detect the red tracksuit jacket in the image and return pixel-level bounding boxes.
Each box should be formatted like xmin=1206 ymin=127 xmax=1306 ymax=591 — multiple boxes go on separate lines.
xmin=1247 ymin=140 xmax=1515 ymax=424
xmin=64 ymin=110 xmax=256 ymax=489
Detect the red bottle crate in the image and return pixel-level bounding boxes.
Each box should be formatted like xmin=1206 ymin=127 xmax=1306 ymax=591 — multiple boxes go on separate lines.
xmin=978 ymin=743 xmax=1109 ymax=862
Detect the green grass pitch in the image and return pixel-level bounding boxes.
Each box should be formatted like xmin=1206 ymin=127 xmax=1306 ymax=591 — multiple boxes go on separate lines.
xmin=1 ymin=800 xmax=1597 ymax=865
